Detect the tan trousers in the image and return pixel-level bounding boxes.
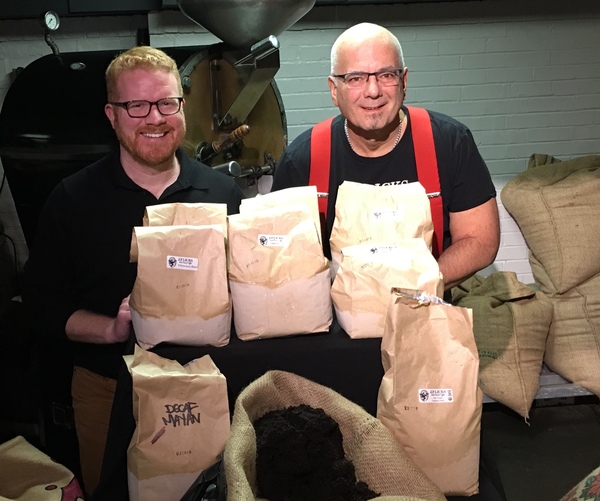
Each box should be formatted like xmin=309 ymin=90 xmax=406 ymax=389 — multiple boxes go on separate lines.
xmin=71 ymin=365 xmax=117 ymax=497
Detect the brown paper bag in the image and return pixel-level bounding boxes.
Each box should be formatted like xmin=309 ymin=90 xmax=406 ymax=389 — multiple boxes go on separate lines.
xmin=240 ymin=185 xmax=322 ymax=243
xmin=377 ymin=289 xmax=482 ymax=496
xmin=331 ymin=240 xmax=444 ymax=339
xmin=125 ymin=346 xmax=230 ymax=501
xmin=227 ymin=204 xmax=332 ymax=340
xmin=330 ymin=181 xmax=434 ymax=273
xmin=130 ymin=224 xmax=231 ymax=349
xmin=130 ymin=202 xmax=227 ymax=263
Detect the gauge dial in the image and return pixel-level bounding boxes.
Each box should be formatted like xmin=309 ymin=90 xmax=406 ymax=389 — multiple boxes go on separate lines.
xmin=43 ymin=11 xmax=60 ymax=31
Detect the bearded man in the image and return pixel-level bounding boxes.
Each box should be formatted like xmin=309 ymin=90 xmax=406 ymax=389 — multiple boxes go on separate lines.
xmin=23 ymin=46 xmax=243 ymax=497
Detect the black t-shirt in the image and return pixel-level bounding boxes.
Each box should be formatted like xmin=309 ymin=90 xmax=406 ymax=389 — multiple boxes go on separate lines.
xmin=272 ymin=106 xmax=496 ymax=258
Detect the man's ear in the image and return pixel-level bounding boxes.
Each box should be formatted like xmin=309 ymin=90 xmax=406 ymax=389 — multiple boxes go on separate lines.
xmin=328 ymin=76 xmax=339 ymax=107
xmin=105 ymin=103 xmax=116 ymax=129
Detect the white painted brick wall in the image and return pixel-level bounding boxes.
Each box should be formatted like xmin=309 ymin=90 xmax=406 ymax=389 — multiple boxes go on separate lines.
xmin=2 ymin=0 xmax=600 ymax=287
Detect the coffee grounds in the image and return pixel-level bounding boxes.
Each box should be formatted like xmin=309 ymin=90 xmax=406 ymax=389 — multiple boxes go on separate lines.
xmin=254 ymin=404 xmax=380 ymax=501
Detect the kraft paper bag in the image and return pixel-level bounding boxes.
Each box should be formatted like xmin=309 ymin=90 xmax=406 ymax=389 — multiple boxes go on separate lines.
xmin=377 ymin=289 xmax=482 ymax=496
xmin=130 ymin=202 xmax=227 ymax=263
xmin=329 ymin=181 xmax=433 ymax=273
xmin=241 ymin=185 xmax=322 ymax=243
xmin=331 ymin=240 xmax=444 ymax=339
xmin=125 ymin=346 xmax=230 ymax=501
xmin=130 ymin=224 xmax=231 ymax=349
xmin=228 ymin=204 xmax=332 ymax=340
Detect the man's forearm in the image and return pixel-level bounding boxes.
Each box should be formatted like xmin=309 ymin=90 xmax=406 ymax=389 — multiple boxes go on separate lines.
xmin=438 ymin=237 xmax=498 ymax=290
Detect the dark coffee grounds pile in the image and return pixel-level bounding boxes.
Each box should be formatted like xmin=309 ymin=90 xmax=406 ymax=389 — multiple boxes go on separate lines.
xmin=254 ymin=404 xmax=380 ymax=501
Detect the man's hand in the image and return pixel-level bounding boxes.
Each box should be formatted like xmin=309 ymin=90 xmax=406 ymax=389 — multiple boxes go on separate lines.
xmin=105 ymin=295 xmax=132 ymax=343
xmin=65 ymin=295 xmax=132 ymax=344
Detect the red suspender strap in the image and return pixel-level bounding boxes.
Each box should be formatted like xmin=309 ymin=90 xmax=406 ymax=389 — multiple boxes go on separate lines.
xmin=309 ymin=116 xmax=335 ymax=231
xmin=309 ymin=111 xmax=443 ymax=257
xmin=309 ymin=116 xmax=334 ymax=215
xmin=405 ymin=105 xmax=444 ymax=258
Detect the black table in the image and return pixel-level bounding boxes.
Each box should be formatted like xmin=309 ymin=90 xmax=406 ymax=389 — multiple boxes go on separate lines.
xmin=93 ymin=318 xmax=506 ymax=501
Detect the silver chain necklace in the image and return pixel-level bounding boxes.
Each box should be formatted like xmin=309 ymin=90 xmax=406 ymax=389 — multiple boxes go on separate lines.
xmin=344 ymin=110 xmax=405 ymax=152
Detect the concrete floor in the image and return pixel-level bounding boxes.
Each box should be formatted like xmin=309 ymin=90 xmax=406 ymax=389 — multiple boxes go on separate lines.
xmin=482 ymin=398 xmax=600 ymax=501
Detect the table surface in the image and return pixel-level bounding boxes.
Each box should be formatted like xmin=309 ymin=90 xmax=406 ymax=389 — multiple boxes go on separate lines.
xmin=92 ymin=318 xmax=506 ymax=501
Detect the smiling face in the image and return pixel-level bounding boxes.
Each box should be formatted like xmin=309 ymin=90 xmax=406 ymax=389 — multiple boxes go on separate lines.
xmin=105 ymin=68 xmax=185 ymax=171
xmin=328 ymin=33 xmax=407 ymax=135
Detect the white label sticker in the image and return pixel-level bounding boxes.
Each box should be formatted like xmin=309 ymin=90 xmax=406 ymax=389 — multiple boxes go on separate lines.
xmin=366 ymin=245 xmax=400 ymax=254
xmin=417 ymin=388 xmax=454 ymax=403
xmin=166 ymin=255 xmax=198 ymax=271
xmin=371 ymin=208 xmax=403 ymax=221
xmin=257 ymin=234 xmax=289 ymax=247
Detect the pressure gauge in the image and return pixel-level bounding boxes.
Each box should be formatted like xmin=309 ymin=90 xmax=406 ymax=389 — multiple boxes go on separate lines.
xmin=42 ymin=11 xmax=61 ymax=31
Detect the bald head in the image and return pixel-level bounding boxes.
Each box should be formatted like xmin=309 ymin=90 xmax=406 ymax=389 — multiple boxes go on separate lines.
xmin=330 ymin=23 xmax=404 ymax=74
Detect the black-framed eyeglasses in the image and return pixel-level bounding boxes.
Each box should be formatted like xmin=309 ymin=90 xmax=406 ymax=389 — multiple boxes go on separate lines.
xmin=332 ymin=68 xmax=404 ymax=89
xmin=109 ymin=97 xmax=184 ymax=118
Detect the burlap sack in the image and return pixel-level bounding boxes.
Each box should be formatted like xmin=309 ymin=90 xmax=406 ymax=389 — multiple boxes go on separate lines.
xmin=0 ymin=436 xmax=84 ymax=500
xmin=228 ymin=204 xmax=332 ymax=340
xmin=330 ymin=181 xmax=434 ymax=273
xmin=452 ymin=272 xmax=553 ymax=420
xmin=501 ymin=153 xmax=600 ymax=398
xmin=378 ymin=290 xmax=482 ymax=496
xmin=125 ymin=346 xmax=230 ymax=501
xmin=224 ymin=370 xmax=445 ymax=501
xmin=541 ymin=272 xmax=600 ymax=397
xmin=332 ymin=240 xmax=444 ymax=339
xmin=500 ymin=153 xmax=600 ymax=293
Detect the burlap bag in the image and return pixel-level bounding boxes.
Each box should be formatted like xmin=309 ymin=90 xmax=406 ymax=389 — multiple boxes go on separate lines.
xmin=224 ymin=370 xmax=445 ymax=501
xmin=500 ymin=153 xmax=600 ymax=294
xmin=501 ymin=153 xmax=600 ymax=398
xmin=452 ymin=272 xmax=553 ymax=420
xmin=541 ymin=272 xmax=600 ymax=397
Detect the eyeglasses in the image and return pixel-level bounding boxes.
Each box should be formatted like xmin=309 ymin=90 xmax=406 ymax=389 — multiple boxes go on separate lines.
xmin=332 ymin=68 xmax=404 ymax=89
xmin=109 ymin=97 xmax=183 ymax=118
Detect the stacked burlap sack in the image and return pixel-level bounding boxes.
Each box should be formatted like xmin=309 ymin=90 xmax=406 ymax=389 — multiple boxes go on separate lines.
xmin=501 ymin=153 xmax=600 ymax=397
xmin=452 ymin=272 xmax=553 ymax=420
xmin=224 ymin=370 xmax=445 ymax=501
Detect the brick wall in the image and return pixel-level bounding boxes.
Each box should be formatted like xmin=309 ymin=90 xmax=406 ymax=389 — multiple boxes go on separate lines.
xmin=2 ymin=0 xmax=600 ymax=287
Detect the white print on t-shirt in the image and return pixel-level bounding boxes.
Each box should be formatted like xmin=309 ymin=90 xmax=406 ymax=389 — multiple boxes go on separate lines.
xmin=374 ymin=180 xmax=409 ymax=186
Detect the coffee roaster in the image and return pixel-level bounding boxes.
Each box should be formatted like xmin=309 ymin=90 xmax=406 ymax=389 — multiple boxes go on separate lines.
xmin=0 ymin=0 xmax=315 ymax=247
